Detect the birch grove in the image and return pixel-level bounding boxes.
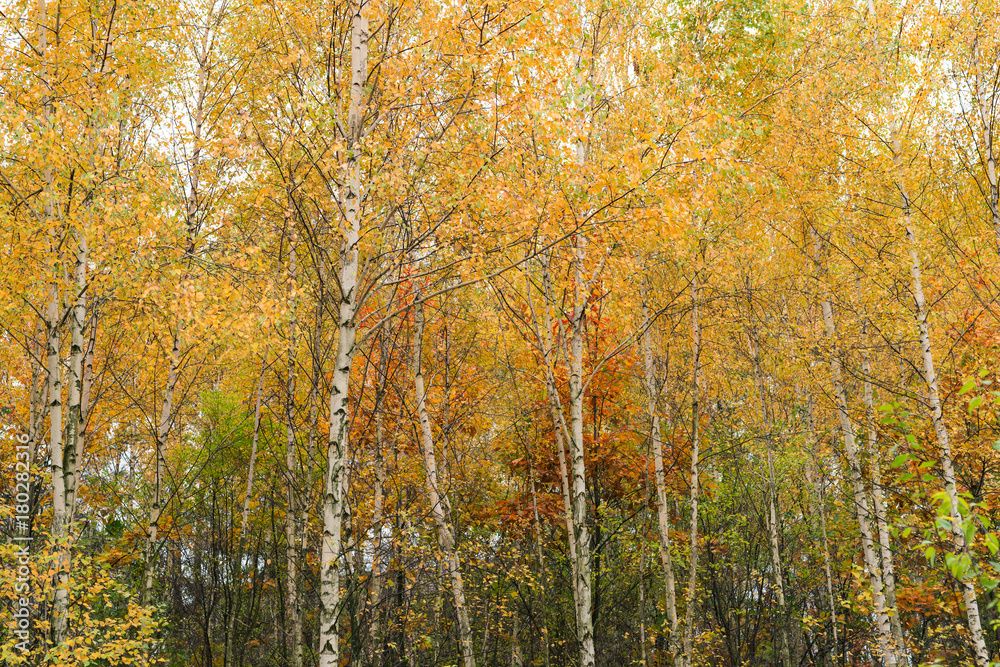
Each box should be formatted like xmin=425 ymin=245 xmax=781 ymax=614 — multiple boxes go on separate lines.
xmin=5 ymin=0 xmax=1000 ymax=665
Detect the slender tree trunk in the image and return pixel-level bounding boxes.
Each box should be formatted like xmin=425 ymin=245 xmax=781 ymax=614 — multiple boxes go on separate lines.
xmin=681 ymin=272 xmax=702 ymax=667
xmin=368 ymin=323 xmax=389 ymax=667
xmin=284 ymin=235 xmax=303 ymax=667
xmin=639 ymin=535 xmax=648 ymax=667
xmin=567 ymin=13 xmax=598 ymax=663
xmin=63 ymin=235 xmax=87 ymax=526
xmin=525 ymin=430 xmax=552 ymax=667
xmin=36 ymin=0 xmax=71 ymax=643
xmin=318 ymin=3 xmax=367 ymax=664
xmin=892 ymin=127 xmax=991 ymax=667
xmin=640 ymin=284 xmax=679 ymax=658
xmin=569 ymin=237 xmax=595 ymax=667
xmin=862 ymin=335 xmax=907 ymax=661
xmin=535 ymin=257 xmax=582 ymax=632
xmin=144 ymin=7 xmax=212 ymax=608
xmin=805 ymin=396 xmax=840 ymax=663
xmin=226 ymin=362 xmax=265 ymax=667
xmin=71 ymin=308 xmax=96 ymax=524
xmin=512 ymin=612 xmax=523 ymax=667
xmin=810 ymin=228 xmax=897 ymax=667
xmin=47 ymin=284 xmax=68 ymax=645
xmin=749 ymin=322 xmax=791 ymax=667
xmin=973 ymin=37 xmax=1000 ymax=246
xmin=145 ymin=327 xmax=180 ymax=606
xmin=413 ymin=295 xmax=476 ymax=667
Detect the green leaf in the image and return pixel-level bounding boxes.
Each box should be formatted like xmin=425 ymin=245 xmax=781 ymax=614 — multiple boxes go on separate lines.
xmin=987 ymin=533 xmax=999 ymax=556
xmin=891 ymin=453 xmax=910 ymax=468
xmin=925 ymin=546 xmax=936 ymax=564
xmin=969 ymin=396 xmax=985 ymax=412
xmin=959 ymin=379 xmax=976 ymax=395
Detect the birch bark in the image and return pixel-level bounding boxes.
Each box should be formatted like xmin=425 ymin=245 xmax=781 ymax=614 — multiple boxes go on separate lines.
xmin=748 ymin=322 xmax=791 ymax=667
xmin=861 ymin=333 xmax=907 ymax=660
xmin=47 ymin=284 xmax=67 ymax=644
xmin=537 ymin=256 xmax=581 ymax=626
xmin=891 ymin=126 xmax=991 ymax=667
xmin=972 ymin=37 xmax=1000 ymax=245
xmin=805 ymin=396 xmax=840 ymax=661
xmin=225 ymin=362 xmax=265 ymax=667
xmin=368 ymin=322 xmax=390 ymax=667
xmin=569 ymin=237 xmax=595 ymax=667
xmin=35 ymin=0 xmax=73 ymax=644
xmin=318 ymin=3 xmax=367 ymax=664
xmin=640 ymin=282 xmax=678 ymax=657
xmin=284 ymin=235 xmax=303 ymax=667
xmin=144 ymin=6 xmax=214 ymax=604
xmin=680 ymin=272 xmax=702 ymax=667
xmin=413 ymin=295 xmax=476 ymax=667
xmin=809 ymin=228 xmax=897 ymax=666
xmin=145 ymin=327 xmax=180 ymax=606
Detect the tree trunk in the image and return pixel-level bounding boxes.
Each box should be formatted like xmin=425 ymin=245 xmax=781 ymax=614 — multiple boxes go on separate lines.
xmin=972 ymin=36 xmax=1000 ymax=246
xmin=862 ymin=334 xmax=907 ymax=661
xmin=318 ymin=3 xmax=367 ymax=664
xmin=569 ymin=236 xmax=595 ymax=667
xmin=640 ymin=284 xmax=679 ymax=658
xmin=145 ymin=327 xmax=180 ymax=606
xmin=681 ymin=272 xmax=702 ymax=667
xmin=226 ymin=361 xmax=265 ymax=667
xmin=892 ymin=126 xmax=991 ymax=667
xmin=144 ymin=4 xmax=213 ymax=607
xmin=805 ymin=396 xmax=840 ymax=663
xmin=413 ymin=295 xmax=476 ymax=667
xmin=283 ymin=233 xmax=304 ymax=667
xmin=748 ymin=320 xmax=792 ymax=667
xmin=47 ymin=283 xmax=68 ymax=645
xmin=537 ymin=256 xmax=581 ymax=629
xmin=368 ymin=322 xmax=389 ymax=667
xmin=810 ymin=228 xmax=897 ymax=667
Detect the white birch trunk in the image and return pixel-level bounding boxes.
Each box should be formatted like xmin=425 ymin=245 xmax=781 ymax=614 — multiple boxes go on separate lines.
xmin=862 ymin=336 xmax=907 ymax=661
xmin=749 ymin=326 xmax=791 ymax=667
xmin=973 ymin=39 xmax=1000 ymax=244
xmin=368 ymin=324 xmax=389 ymax=667
xmin=71 ymin=309 xmax=96 ymax=523
xmin=892 ymin=127 xmax=991 ymax=666
xmin=640 ymin=286 xmax=679 ymax=654
xmin=27 ymin=321 xmax=47 ymax=475
xmin=413 ymin=296 xmax=476 ymax=667
xmin=681 ymin=273 xmax=702 ymax=667
xmin=537 ymin=258 xmax=581 ymax=627
xmin=810 ymin=230 xmax=897 ymax=667
xmin=63 ymin=235 xmax=87 ymax=527
xmin=284 ymin=236 xmax=303 ymax=667
xmin=145 ymin=327 xmax=180 ymax=606
xmin=144 ymin=7 xmax=212 ymax=606
xmin=47 ymin=284 xmax=68 ymax=645
xmin=805 ymin=397 xmax=840 ymax=660
xmin=318 ymin=5 xmax=367 ymax=662
xmin=36 ymin=0 xmax=70 ymax=642
xmin=226 ymin=362 xmax=265 ymax=667
xmin=569 ymin=237 xmax=595 ymax=667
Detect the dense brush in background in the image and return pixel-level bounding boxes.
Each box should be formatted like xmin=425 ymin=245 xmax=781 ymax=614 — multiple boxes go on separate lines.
xmin=1 ymin=0 xmax=1000 ymax=665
